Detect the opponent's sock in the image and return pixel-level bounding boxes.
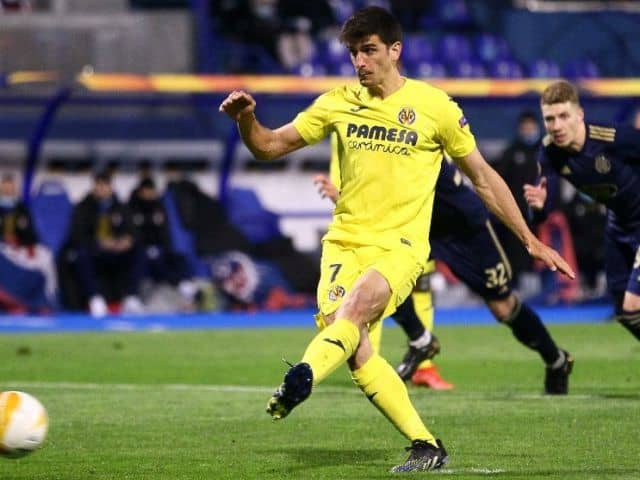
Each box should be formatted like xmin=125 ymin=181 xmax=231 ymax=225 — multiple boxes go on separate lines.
xmin=301 ymin=318 xmax=360 ymax=385
xmin=506 ymin=301 xmax=561 ymax=365
xmin=394 ymin=295 xmax=426 ymax=341
xmin=618 ymin=309 xmax=640 ymax=340
xmin=352 ymin=354 xmax=436 ymax=445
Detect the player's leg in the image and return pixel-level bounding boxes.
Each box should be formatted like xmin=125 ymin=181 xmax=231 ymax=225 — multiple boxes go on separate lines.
xmin=347 ymin=248 xmax=447 ymax=472
xmin=435 ymin=221 xmax=573 ymax=393
xmin=614 ymin=236 xmax=640 ymax=340
xmin=350 ymin=328 xmax=448 ymax=472
xmin=487 ymin=294 xmax=573 ymax=394
xmin=267 ymin=242 xmax=388 ymax=420
xmin=604 ymin=228 xmax=640 ymax=340
xmin=393 ymin=264 xmax=453 ymax=389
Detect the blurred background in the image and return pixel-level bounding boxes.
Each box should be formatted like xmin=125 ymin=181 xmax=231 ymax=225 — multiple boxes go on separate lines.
xmin=0 ymin=0 xmax=639 ymax=318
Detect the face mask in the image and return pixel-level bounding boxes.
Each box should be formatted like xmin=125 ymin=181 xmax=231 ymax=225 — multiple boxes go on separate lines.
xmin=0 ymin=195 xmax=17 ymax=208
xmin=520 ymin=130 xmax=540 ymax=146
xmin=254 ymin=4 xmax=274 ymax=19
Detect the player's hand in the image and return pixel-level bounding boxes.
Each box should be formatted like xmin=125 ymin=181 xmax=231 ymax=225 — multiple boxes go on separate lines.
xmin=218 ymin=90 xmax=256 ymax=121
xmin=525 ymin=236 xmax=576 ymax=279
xmin=523 ymin=177 xmax=547 ymax=210
xmin=313 ymin=174 xmax=339 ymax=203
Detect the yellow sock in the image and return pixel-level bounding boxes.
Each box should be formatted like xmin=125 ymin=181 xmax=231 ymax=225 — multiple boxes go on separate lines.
xmin=352 ymin=354 xmax=436 ymax=444
xmin=412 ymin=289 xmax=435 ymax=371
xmin=301 ymin=318 xmax=360 ymax=385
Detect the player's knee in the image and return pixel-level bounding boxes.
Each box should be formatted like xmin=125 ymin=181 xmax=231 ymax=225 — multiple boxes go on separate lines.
xmin=339 ymin=286 xmax=387 ymax=325
xmin=488 ymin=294 xmax=518 ymax=323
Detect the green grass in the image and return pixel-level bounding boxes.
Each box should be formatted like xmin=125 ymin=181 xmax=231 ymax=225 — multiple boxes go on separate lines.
xmin=1 ymin=322 xmax=639 ymax=479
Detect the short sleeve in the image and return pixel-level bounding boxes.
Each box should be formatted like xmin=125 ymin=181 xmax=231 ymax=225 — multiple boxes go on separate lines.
xmin=292 ymin=92 xmax=333 ymax=145
xmin=438 ymin=97 xmax=476 ymax=158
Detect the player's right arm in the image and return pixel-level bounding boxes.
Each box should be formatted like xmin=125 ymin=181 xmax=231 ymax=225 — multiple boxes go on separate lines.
xmin=219 ymin=90 xmax=307 ymax=160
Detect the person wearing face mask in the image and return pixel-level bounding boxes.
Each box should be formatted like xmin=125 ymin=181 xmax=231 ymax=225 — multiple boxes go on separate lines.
xmin=69 ymin=170 xmax=144 ymax=317
xmin=128 ymin=177 xmax=197 ymax=310
xmin=0 ymin=172 xmax=57 ymax=313
xmin=0 ymin=172 xmax=37 ymax=248
xmin=493 ymin=111 xmax=546 ymax=285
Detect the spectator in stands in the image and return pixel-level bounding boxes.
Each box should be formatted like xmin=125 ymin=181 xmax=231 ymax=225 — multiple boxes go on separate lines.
xmin=212 ymin=0 xmax=285 ymax=70
xmin=69 ymin=170 xmax=144 ymax=317
xmin=0 ymin=172 xmax=56 ymax=312
xmin=128 ymin=177 xmax=197 ymax=309
xmin=277 ymin=0 xmax=337 ymax=69
xmin=492 ymin=111 xmax=543 ymax=284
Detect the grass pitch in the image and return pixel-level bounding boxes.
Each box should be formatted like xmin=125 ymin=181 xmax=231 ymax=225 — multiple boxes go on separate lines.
xmin=1 ymin=321 xmax=639 ymax=479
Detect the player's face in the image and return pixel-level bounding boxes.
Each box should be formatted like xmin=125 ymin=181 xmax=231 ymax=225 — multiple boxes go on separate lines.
xmin=541 ymin=101 xmax=584 ymax=150
xmin=347 ymin=34 xmax=401 ymax=88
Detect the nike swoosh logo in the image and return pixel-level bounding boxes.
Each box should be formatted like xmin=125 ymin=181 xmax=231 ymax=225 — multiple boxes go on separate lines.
xmin=323 ymin=338 xmax=346 ymax=352
xmin=366 ymin=392 xmax=378 ymax=402
xmin=350 ymin=106 xmax=368 ymax=112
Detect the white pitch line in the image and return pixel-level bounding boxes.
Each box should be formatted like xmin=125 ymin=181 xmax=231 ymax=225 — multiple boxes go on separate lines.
xmin=0 ymin=381 xmax=603 ymax=400
xmin=438 ymin=468 xmax=506 ymax=475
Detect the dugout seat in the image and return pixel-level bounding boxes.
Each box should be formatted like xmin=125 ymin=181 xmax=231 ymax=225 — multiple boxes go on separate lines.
xmin=226 ymin=187 xmax=282 ymax=245
xmin=29 ymin=179 xmax=73 ymax=256
xmin=162 ymin=190 xmax=210 ymax=277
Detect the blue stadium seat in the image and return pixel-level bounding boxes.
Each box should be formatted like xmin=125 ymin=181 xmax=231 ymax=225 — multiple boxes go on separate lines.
xmin=563 ymin=59 xmax=601 ymax=79
xmin=29 ymin=180 xmax=73 ymax=256
xmin=528 ymin=59 xmax=561 ymax=78
xmin=421 ymin=0 xmax=474 ymax=29
xmin=226 ymin=187 xmax=282 ymax=245
xmin=475 ymin=33 xmax=511 ymax=63
xmin=439 ymin=34 xmax=473 ymax=64
xmin=318 ymin=38 xmax=351 ymax=69
xmin=327 ymin=60 xmax=354 ymax=77
xmin=488 ymin=59 xmax=524 ymax=79
xmin=162 ymin=191 xmax=209 ymax=277
xmin=402 ymin=34 xmax=436 ymax=68
xmin=294 ymin=61 xmax=328 ymax=77
xmin=448 ymin=59 xmax=486 ymax=78
xmin=409 ymin=61 xmax=448 ymax=79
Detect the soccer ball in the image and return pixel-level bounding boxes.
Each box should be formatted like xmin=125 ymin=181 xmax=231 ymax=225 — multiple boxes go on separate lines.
xmin=0 ymin=391 xmax=48 ymax=458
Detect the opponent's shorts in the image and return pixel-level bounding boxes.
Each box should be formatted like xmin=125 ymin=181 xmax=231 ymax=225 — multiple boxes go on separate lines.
xmin=604 ymin=222 xmax=640 ymax=298
xmin=431 ymin=220 xmax=513 ymax=301
xmin=315 ymin=240 xmax=425 ymax=330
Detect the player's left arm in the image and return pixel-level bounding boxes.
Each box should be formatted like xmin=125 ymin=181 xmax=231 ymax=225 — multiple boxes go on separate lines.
xmin=454 ymin=148 xmax=575 ymax=279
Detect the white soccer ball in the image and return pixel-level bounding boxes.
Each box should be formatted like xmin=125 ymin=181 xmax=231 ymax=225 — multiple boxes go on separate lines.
xmin=0 ymin=391 xmax=48 ymax=458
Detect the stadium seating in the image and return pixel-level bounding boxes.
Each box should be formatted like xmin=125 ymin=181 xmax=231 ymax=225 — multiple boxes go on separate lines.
xmin=29 ymin=180 xmax=73 ymax=256
xmin=226 ymin=187 xmax=282 ymax=245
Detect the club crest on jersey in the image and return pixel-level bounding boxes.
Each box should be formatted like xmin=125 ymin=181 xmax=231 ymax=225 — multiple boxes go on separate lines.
xmin=594 ymin=154 xmax=611 ymax=174
xmin=328 ymin=285 xmax=345 ymax=302
xmin=397 ymin=107 xmax=416 ymax=125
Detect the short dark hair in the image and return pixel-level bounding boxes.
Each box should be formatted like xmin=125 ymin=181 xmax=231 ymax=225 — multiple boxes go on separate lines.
xmin=518 ymin=111 xmax=538 ymax=123
xmin=541 ymin=80 xmax=580 ymax=106
xmin=138 ymin=178 xmax=156 ymax=191
xmin=339 ymin=6 xmax=402 ymax=47
xmin=93 ymin=169 xmax=111 ymax=183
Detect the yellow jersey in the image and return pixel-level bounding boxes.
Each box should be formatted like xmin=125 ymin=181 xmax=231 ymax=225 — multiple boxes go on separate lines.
xmin=293 ymin=77 xmax=476 ymax=259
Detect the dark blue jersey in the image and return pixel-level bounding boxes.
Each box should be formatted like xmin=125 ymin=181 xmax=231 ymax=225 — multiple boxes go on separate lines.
xmin=538 ymin=123 xmax=640 ymax=229
xmin=430 ymin=158 xmax=489 ymax=238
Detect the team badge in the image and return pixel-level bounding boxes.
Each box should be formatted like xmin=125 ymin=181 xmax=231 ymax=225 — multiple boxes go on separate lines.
xmin=594 ymin=154 xmax=611 ymax=174
xmin=328 ymin=285 xmax=345 ymax=302
xmin=397 ymin=107 xmax=416 ymax=125
xmin=458 ymin=116 xmax=468 ymax=128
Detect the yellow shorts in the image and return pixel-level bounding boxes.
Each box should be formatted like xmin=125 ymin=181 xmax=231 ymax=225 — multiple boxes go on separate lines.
xmin=315 ymin=240 xmax=425 ymax=331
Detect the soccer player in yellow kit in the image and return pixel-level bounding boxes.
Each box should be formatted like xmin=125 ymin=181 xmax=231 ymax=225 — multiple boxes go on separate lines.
xmin=219 ymin=6 xmax=574 ymax=473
